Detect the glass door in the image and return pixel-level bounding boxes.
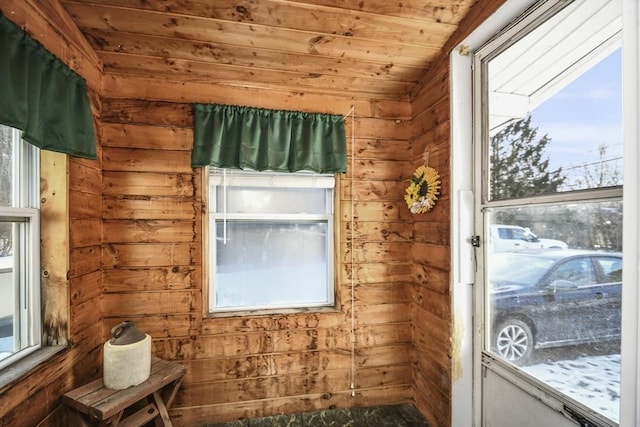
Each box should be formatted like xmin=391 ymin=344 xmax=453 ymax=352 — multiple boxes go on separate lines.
xmin=474 ymin=1 xmax=622 ymax=425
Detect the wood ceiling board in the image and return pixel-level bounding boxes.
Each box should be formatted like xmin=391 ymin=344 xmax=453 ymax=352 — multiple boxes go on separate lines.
xmin=291 ymin=0 xmax=476 ymax=24
xmin=56 ymin=0 xmax=480 ymax=99
xmin=63 ymin=0 xmax=457 ymax=48
xmin=100 ymin=54 xmax=414 ymax=99
xmin=83 ymin=30 xmax=425 ymax=83
xmin=62 ymin=2 xmax=440 ymax=68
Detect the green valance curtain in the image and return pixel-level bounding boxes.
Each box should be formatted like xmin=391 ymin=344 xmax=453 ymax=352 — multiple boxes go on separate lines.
xmin=192 ymin=103 xmax=347 ymax=173
xmin=0 ymin=11 xmax=97 ymax=159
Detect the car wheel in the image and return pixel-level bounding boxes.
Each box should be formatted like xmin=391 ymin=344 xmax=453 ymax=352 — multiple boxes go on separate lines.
xmin=494 ymin=319 xmax=533 ymax=363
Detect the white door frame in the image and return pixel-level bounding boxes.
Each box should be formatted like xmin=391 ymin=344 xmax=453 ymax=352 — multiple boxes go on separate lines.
xmin=619 ymin=1 xmax=640 ymax=425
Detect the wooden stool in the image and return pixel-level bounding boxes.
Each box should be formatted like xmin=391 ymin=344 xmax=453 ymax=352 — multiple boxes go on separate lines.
xmin=63 ymin=357 xmax=186 ymax=426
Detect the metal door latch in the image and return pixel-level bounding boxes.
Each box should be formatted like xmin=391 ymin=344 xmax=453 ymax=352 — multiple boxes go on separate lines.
xmin=471 ymin=235 xmax=481 ymax=247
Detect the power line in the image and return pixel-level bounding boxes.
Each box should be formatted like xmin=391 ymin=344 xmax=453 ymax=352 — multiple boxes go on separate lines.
xmin=549 ymin=156 xmax=623 ymax=175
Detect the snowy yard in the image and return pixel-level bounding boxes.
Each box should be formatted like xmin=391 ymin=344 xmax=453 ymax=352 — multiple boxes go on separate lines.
xmin=523 ymin=343 xmax=620 ymax=423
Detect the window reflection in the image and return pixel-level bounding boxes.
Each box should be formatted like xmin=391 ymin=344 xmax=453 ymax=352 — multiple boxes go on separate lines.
xmin=487 ymin=202 xmax=621 ymax=421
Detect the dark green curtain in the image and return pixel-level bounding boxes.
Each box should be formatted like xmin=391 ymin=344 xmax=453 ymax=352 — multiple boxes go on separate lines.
xmin=0 ymin=11 xmax=97 ymax=159
xmin=192 ymin=103 xmax=347 ymax=173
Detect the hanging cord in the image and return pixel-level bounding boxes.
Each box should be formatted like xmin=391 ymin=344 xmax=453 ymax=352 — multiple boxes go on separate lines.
xmin=344 ymin=105 xmax=356 ymax=397
xmin=223 ymin=169 xmax=227 ymax=244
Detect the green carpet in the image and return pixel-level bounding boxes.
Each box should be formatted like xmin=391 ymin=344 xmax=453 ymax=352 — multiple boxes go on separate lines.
xmin=206 ymin=404 xmax=430 ymax=427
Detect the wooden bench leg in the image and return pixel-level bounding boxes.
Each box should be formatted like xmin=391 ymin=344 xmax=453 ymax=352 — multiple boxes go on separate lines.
xmin=119 ymin=403 xmax=159 ymax=427
xmin=162 ymin=377 xmax=184 ymax=409
xmin=105 ymin=410 xmax=124 ymax=426
xmin=152 ymin=391 xmax=173 ymax=427
xmin=66 ymin=409 xmax=95 ymax=427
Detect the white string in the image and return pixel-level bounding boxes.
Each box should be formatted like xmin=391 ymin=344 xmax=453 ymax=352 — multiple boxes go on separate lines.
xmin=223 ymin=169 xmax=227 ymax=245
xmin=347 ymin=105 xmax=356 ymax=397
xmin=343 ymin=106 xmax=355 ymax=119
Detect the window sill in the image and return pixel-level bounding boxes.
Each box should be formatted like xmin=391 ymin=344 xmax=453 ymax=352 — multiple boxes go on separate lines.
xmin=0 ymin=346 xmax=66 ymax=390
xmin=207 ymin=304 xmax=341 ymax=319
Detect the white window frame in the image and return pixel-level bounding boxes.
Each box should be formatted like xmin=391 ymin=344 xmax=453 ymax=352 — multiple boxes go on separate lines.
xmin=0 ymin=126 xmax=41 ymax=370
xmin=207 ymin=168 xmax=335 ymax=314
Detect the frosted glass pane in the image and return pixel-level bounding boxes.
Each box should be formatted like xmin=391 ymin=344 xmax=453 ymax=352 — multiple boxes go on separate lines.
xmin=214 ymin=221 xmax=329 ymax=309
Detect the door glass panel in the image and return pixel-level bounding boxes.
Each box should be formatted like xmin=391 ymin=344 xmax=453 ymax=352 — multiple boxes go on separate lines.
xmin=488 ymin=204 xmax=622 ymax=422
xmin=488 ymin=3 xmax=622 ymax=202
xmin=482 ymin=1 xmax=622 ymax=423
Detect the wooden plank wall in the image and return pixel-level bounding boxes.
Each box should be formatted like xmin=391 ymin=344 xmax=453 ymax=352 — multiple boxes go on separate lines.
xmin=99 ymin=77 xmax=416 ymax=425
xmin=0 ymin=1 xmax=105 ymax=425
xmin=0 ymin=1 xmax=512 ymax=426
xmin=409 ymin=1 xmax=506 ymax=426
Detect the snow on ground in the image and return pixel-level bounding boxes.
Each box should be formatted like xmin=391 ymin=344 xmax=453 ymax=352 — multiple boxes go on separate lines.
xmin=523 ymin=348 xmax=620 ymax=423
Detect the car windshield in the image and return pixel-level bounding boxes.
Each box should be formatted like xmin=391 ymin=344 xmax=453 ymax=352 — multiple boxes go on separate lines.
xmin=489 ymin=253 xmax=556 ymax=286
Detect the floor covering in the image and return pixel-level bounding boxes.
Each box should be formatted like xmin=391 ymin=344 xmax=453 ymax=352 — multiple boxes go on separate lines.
xmin=206 ymin=404 xmax=431 ymax=427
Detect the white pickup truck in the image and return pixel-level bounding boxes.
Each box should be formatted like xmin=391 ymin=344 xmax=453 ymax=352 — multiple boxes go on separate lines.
xmin=489 ymin=224 xmax=568 ymax=252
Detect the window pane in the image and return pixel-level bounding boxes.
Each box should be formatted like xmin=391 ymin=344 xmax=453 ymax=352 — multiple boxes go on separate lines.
xmin=214 ymin=221 xmax=330 ymax=310
xmin=215 ymin=187 xmax=328 ymax=214
xmin=0 ymin=224 xmax=15 ymax=361
xmin=488 ymin=46 xmax=622 ymax=201
xmin=0 ymin=125 xmax=40 ymax=368
xmin=0 ymin=125 xmax=14 ymax=208
xmin=487 ymin=201 xmax=621 ymax=422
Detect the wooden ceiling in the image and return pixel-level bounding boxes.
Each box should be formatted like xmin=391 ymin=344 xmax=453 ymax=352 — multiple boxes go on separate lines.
xmin=60 ymin=0 xmax=477 ymax=100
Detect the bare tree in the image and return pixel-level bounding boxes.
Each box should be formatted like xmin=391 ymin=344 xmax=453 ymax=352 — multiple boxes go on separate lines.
xmin=0 ymin=126 xmax=12 ymax=257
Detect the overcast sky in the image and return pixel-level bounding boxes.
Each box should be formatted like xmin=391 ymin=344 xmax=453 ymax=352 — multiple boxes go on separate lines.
xmin=530 ymin=48 xmax=623 ymax=187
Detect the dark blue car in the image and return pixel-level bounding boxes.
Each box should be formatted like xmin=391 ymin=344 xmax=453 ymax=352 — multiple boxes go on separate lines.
xmin=490 ymin=249 xmax=622 ymax=363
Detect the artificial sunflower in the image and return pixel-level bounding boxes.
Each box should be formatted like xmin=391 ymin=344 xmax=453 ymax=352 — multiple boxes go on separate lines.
xmin=404 ymin=165 xmax=441 ymax=214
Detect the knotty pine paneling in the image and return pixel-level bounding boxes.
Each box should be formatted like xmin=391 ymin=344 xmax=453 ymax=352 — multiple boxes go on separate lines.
xmin=85 ymin=29 xmax=423 ymax=83
xmin=170 ymin=385 xmax=413 ymax=426
xmin=102 ymin=220 xmax=197 ymax=244
xmin=102 ymin=75 xmax=413 ymax=120
xmin=0 ymin=0 xmax=513 ymax=425
xmin=0 ymin=0 xmax=105 ymax=409
xmin=99 ymin=91 xmax=414 ymax=425
xmin=102 ymin=123 xmax=193 ymax=150
xmin=0 ymin=0 xmax=103 ymax=90
xmin=409 ymin=93 xmax=454 ymax=427
xmin=0 ymin=143 xmax=103 ymax=425
xmin=69 ymin=219 xmax=101 ymax=248
xmin=69 ymin=270 xmax=101 ymax=307
xmin=341 ymin=262 xmax=412 ymax=285
xmin=102 ymin=266 xmax=197 ymax=291
xmin=409 ymin=1 xmax=508 ymax=425
xmin=99 ymin=52 xmax=415 ymax=97
xmin=69 ymin=0 xmax=455 ymax=49
xmin=103 ymin=198 xmax=197 ymax=221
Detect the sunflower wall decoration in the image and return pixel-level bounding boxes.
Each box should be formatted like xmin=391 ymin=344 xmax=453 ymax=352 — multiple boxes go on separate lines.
xmin=404 ymin=165 xmax=441 ymax=214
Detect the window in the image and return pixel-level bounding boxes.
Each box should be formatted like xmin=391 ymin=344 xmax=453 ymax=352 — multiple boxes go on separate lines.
xmin=0 ymin=124 xmax=40 ymax=369
xmin=208 ymin=168 xmax=335 ymax=313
